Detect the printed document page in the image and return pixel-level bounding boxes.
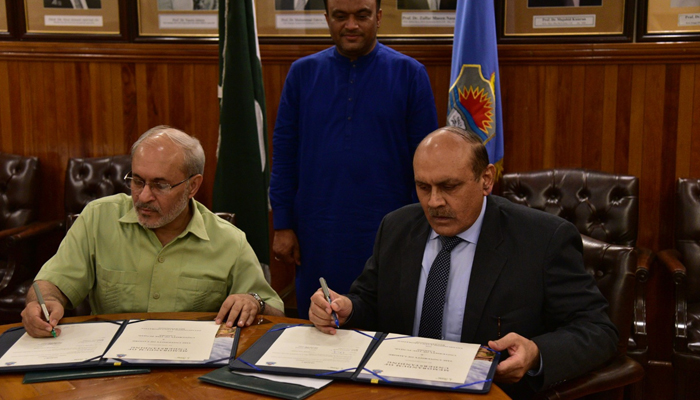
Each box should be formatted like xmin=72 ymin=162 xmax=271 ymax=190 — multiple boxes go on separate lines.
xmin=0 ymin=322 xmax=121 ymax=367
xmin=361 ymin=334 xmax=479 ymax=384
xmin=256 ymin=326 xmax=375 ymax=371
xmin=104 ymin=320 xmax=219 ymax=361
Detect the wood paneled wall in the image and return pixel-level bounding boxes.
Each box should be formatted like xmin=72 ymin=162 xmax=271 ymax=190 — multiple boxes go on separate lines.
xmin=0 ymin=43 xmax=221 ymax=223
xmin=1 ymin=42 xmax=699 ymax=396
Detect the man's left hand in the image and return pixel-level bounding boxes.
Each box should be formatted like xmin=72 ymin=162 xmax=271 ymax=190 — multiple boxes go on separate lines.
xmin=488 ymin=333 xmax=540 ymax=384
xmin=215 ymin=294 xmax=261 ymax=327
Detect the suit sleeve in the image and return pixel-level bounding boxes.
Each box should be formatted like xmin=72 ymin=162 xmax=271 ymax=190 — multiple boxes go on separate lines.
xmin=531 ymin=222 xmax=619 ymax=389
xmin=344 ymin=217 xmax=386 ymax=331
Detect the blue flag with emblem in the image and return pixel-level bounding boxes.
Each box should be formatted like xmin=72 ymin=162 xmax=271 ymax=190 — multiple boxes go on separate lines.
xmin=447 ymin=0 xmax=504 ymax=179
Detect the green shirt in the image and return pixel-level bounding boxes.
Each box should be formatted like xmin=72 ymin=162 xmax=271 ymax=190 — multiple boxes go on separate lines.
xmin=36 ymin=193 xmax=283 ymax=315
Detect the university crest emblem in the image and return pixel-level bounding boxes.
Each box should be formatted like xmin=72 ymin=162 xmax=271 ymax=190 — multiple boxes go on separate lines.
xmin=447 ymin=65 xmax=497 ymax=143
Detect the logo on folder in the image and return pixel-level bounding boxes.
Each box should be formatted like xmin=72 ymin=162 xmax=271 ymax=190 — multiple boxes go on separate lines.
xmin=447 ymin=64 xmax=496 ymax=143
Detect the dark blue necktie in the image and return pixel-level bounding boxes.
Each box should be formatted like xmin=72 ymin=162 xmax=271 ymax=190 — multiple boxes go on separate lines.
xmin=418 ymin=236 xmax=463 ymax=339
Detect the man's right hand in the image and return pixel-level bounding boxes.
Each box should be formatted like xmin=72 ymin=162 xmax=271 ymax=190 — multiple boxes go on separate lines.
xmin=21 ymin=300 xmax=64 ymax=338
xmin=308 ymin=288 xmax=353 ymax=335
xmin=273 ymin=229 xmax=301 ymax=265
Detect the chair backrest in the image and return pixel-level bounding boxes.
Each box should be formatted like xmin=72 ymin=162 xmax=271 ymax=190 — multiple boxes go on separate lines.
xmin=502 ymin=169 xmax=639 ymax=247
xmin=675 ymin=178 xmax=700 ymax=305
xmin=64 ymin=155 xmax=131 ymax=224
xmin=0 ymin=153 xmax=39 ymax=230
xmin=581 ymin=235 xmax=637 ymax=354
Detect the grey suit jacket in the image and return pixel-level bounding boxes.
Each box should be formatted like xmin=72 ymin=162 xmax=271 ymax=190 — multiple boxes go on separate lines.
xmin=346 ymin=195 xmax=618 ymax=395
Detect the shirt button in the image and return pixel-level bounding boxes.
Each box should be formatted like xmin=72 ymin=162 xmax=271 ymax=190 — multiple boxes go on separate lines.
xmin=350 ymin=80 xmax=354 ymax=84
xmin=158 ymin=257 xmax=165 ymax=263
xmin=347 ymin=117 xmax=351 ymax=120
xmin=348 ymin=98 xmax=352 ymax=101
xmin=153 ymin=293 xmax=160 ymax=299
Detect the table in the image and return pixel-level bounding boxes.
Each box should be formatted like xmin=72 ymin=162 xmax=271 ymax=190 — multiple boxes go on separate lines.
xmin=0 ymin=313 xmax=510 ymax=399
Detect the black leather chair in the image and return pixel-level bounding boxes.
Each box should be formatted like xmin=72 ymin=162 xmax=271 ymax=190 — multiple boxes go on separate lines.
xmin=535 ymin=235 xmax=644 ymax=399
xmin=501 ymin=169 xmax=653 ymax=386
xmin=0 ymin=153 xmax=40 ymax=325
xmin=656 ymin=178 xmax=700 ymax=400
xmin=0 ymin=155 xmax=133 ymax=321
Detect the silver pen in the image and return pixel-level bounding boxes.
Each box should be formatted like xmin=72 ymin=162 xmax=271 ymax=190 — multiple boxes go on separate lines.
xmin=319 ymin=277 xmax=340 ymax=328
xmin=32 ymin=282 xmax=57 ymax=338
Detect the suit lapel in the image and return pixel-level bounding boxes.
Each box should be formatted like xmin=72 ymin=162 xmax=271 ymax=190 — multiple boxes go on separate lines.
xmin=399 ymin=209 xmax=431 ymax=334
xmin=461 ymin=196 xmax=508 ymax=343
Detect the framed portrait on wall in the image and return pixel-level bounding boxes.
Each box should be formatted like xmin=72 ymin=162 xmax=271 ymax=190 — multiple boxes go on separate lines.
xmin=136 ymin=0 xmax=219 ymax=40
xmin=638 ymin=0 xmax=700 ymax=41
xmin=256 ymin=0 xmax=455 ymax=39
xmin=0 ymin=0 xmax=9 ymax=36
xmin=496 ymin=0 xmax=635 ymax=43
xmin=20 ymin=0 xmax=127 ymax=39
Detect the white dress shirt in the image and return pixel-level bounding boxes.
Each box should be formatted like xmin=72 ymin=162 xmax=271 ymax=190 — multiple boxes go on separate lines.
xmin=412 ymin=197 xmax=487 ymax=342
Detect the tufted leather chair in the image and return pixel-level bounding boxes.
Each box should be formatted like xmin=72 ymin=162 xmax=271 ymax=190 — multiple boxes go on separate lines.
xmin=0 ymin=153 xmax=40 ymax=325
xmin=656 ymin=178 xmax=700 ymax=400
xmin=0 ymin=155 xmax=132 ymax=322
xmin=63 ymin=155 xmax=132 ymax=225
xmin=535 ymin=235 xmax=644 ymax=400
xmin=0 ymin=153 xmax=39 ymax=231
xmin=501 ymin=169 xmax=653 ymax=389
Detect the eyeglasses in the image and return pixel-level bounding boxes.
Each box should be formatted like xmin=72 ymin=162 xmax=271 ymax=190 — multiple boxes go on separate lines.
xmin=124 ymin=172 xmax=194 ymax=196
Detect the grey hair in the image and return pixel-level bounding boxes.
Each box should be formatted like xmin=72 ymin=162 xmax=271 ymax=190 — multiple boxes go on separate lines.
xmin=131 ymin=125 xmax=205 ymax=176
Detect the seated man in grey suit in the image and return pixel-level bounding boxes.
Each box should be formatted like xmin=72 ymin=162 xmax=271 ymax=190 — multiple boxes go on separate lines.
xmin=309 ymin=126 xmax=618 ymax=399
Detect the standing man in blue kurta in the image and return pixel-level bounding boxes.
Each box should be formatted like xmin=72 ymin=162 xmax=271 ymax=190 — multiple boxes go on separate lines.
xmin=270 ymin=0 xmax=439 ymax=318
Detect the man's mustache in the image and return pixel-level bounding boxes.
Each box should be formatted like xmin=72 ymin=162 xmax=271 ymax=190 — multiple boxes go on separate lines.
xmin=135 ymin=202 xmax=160 ymax=213
xmin=428 ymin=207 xmax=454 ymax=218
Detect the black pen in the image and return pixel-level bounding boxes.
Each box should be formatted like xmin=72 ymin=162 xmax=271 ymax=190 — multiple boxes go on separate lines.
xmin=32 ymin=282 xmax=57 ymax=338
xmin=319 ymin=277 xmax=340 ymax=328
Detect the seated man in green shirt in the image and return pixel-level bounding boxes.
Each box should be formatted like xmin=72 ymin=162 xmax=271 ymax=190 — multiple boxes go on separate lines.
xmin=21 ymin=125 xmax=284 ymax=337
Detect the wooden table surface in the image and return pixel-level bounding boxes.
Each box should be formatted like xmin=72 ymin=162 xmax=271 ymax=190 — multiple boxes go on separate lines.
xmin=0 ymin=313 xmax=510 ymax=399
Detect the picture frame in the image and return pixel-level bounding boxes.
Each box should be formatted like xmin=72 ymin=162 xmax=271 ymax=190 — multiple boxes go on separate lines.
xmin=638 ymin=0 xmax=700 ymax=41
xmin=496 ymin=0 xmax=635 ymax=44
xmin=134 ymin=0 xmax=218 ymax=41
xmin=256 ymin=0 xmax=456 ymax=40
xmin=0 ymin=0 xmax=12 ymax=38
xmin=0 ymin=0 xmax=7 ymax=34
xmin=19 ymin=0 xmax=127 ymax=41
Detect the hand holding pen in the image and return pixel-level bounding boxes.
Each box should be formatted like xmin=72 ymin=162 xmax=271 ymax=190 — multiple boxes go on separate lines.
xmin=319 ymin=277 xmax=340 ymax=328
xmin=32 ymin=282 xmax=57 ymax=337
xmin=308 ymin=279 xmax=354 ymax=335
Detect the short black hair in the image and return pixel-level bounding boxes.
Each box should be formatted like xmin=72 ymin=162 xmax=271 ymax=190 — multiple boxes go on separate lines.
xmin=323 ymin=0 xmax=381 ymax=13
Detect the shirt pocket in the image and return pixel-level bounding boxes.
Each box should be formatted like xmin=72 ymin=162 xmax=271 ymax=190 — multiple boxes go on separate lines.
xmin=175 ymin=276 xmax=227 ymax=312
xmin=95 ymin=264 xmax=139 ymax=313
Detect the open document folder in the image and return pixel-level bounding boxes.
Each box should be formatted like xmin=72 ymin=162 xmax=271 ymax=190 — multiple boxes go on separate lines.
xmin=229 ymin=323 xmax=500 ymax=394
xmin=0 ymin=320 xmax=239 ymax=373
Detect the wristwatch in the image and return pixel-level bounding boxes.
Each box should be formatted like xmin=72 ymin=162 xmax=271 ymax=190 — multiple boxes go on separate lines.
xmin=248 ymin=292 xmax=266 ymax=315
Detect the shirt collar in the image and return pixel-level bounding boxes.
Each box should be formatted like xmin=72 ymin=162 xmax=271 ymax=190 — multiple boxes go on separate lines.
xmin=119 ymin=198 xmax=210 ymax=242
xmin=429 ymin=196 xmax=488 ymax=245
xmin=333 ymin=41 xmax=381 ymax=66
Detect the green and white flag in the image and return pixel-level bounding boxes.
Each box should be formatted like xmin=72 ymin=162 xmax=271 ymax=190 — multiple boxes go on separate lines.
xmin=214 ymin=0 xmax=270 ymax=264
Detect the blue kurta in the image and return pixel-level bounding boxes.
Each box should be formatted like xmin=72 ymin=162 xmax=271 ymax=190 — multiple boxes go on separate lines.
xmin=270 ymin=43 xmax=438 ymax=318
